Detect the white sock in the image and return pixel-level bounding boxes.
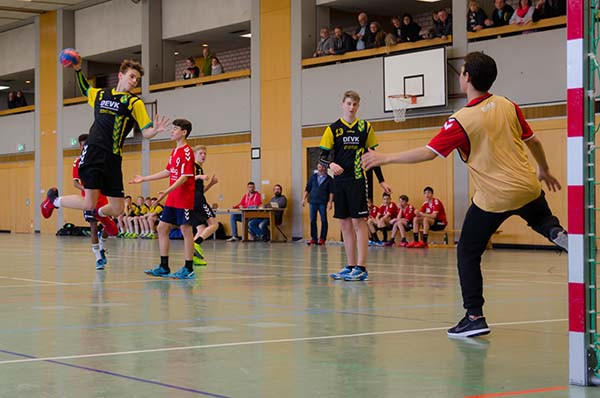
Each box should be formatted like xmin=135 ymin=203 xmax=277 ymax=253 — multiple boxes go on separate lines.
xmin=92 ymin=244 xmax=102 ymax=261
xmin=53 ymin=197 xmax=61 ymax=208
xmin=98 ymin=237 xmax=107 ymax=251
xmin=97 ymin=207 xmax=105 ymax=217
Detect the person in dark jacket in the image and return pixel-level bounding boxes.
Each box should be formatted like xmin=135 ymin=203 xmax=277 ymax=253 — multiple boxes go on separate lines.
xmin=434 ymin=9 xmax=453 ymax=38
xmin=467 ymin=1 xmax=488 ymax=32
xmin=365 ymin=21 xmax=386 ymax=49
xmin=302 ymin=163 xmax=333 ymax=245
xmin=330 ymin=26 xmax=355 ymax=55
xmin=486 ymin=0 xmax=514 ymax=27
xmin=400 ymin=13 xmax=422 ymax=42
xmin=532 ymin=0 xmax=566 ymax=22
xmin=352 ymin=12 xmax=373 ymax=51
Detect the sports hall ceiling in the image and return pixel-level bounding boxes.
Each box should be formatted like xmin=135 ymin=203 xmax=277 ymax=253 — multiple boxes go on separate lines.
xmin=0 ymin=0 xmax=105 ymax=32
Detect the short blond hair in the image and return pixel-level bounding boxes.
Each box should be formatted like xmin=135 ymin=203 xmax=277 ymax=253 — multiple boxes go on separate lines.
xmin=342 ymin=90 xmax=360 ymax=103
xmin=194 ymin=145 xmax=207 ymax=152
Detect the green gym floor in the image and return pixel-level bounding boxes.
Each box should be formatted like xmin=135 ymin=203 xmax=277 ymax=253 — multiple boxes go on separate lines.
xmin=0 ymin=233 xmax=599 ymax=397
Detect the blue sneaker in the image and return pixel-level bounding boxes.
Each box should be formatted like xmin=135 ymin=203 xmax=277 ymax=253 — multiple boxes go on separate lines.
xmin=95 ymin=258 xmax=106 ymax=270
xmin=171 ymin=266 xmax=195 ymax=280
xmin=144 ymin=265 xmax=171 ymax=277
xmin=99 ymin=249 xmax=107 ymax=262
xmin=343 ymin=268 xmax=369 ymax=281
xmin=329 ymin=266 xmax=353 ymax=280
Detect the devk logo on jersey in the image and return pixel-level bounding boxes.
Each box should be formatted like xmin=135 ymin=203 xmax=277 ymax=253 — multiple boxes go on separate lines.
xmin=342 ymin=136 xmax=360 ymax=145
xmin=100 ymin=100 xmax=120 ymax=112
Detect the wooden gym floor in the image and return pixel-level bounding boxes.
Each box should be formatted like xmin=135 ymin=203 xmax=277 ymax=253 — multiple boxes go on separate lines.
xmin=0 ymin=233 xmax=598 ymax=397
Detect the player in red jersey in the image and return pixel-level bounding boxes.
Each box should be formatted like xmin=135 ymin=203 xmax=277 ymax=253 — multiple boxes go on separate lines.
xmin=408 ymin=186 xmax=447 ymax=248
xmin=73 ymin=134 xmax=116 ymax=270
xmin=390 ymin=194 xmax=416 ymax=247
xmin=131 ymin=119 xmax=196 ymax=279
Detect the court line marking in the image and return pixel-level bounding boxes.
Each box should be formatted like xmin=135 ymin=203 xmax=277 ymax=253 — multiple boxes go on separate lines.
xmin=464 ymin=385 xmax=568 ymax=397
xmin=0 ymin=318 xmax=566 ymax=365
xmin=0 ymin=348 xmax=231 ymax=398
xmin=0 ymin=276 xmax=68 ymax=285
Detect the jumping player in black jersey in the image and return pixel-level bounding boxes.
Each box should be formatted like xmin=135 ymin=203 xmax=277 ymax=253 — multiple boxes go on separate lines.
xmin=323 ymin=90 xmax=391 ymax=281
xmin=40 ymin=58 xmax=170 ymax=232
xmin=190 ymin=145 xmax=219 ymax=266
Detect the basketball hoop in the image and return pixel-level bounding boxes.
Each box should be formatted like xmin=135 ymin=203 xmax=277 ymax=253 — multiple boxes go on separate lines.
xmin=388 ymin=94 xmax=416 ymax=123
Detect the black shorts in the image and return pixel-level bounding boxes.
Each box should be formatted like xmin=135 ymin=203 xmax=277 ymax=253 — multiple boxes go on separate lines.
xmin=332 ymin=178 xmax=369 ymax=219
xmin=190 ymin=199 xmax=215 ymax=227
xmin=430 ymin=220 xmax=447 ymax=231
xmin=78 ymin=144 xmax=124 ymax=198
xmin=160 ymin=206 xmax=193 ymax=226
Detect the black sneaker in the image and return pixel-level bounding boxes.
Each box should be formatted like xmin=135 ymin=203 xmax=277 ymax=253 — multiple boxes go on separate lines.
xmin=447 ymin=315 xmax=490 ymax=338
xmin=84 ymin=210 xmax=96 ymax=222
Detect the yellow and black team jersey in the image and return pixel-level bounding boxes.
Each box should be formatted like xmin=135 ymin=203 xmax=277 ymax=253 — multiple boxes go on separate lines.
xmin=76 ymin=70 xmax=152 ymax=157
xmin=152 ymin=204 xmax=164 ymax=215
xmin=138 ymin=204 xmax=150 ymax=216
xmin=128 ymin=203 xmax=139 ymax=217
xmin=194 ymin=162 xmax=206 ymax=203
xmin=319 ymin=118 xmax=378 ymax=180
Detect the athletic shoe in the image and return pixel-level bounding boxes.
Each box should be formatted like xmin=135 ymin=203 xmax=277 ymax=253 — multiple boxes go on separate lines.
xmin=318 ymin=239 xmax=325 ymax=245
xmin=307 ymin=239 xmax=317 ymax=246
xmin=329 ymin=266 xmax=353 ymax=280
xmin=117 ymin=232 xmax=125 ymax=238
xmin=226 ymin=236 xmax=239 ymax=242
xmin=406 ymin=241 xmax=419 ymax=248
xmin=96 ymin=258 xmax=106 ymax=270
xmin=368 ymin=240 xmax=377 ymax=246
xmin=144 ymin=265 xmax=171 ymax=277
xmin=343 ymin=268 xmax=369 ymax=281
xmin=447 ymin=315 xmax=490 ymax=338
xmin=193 ymin=256 xmax=207 ymax=266
xmin=100 ymin=249 xmax=107 ymax=262
xmin=374 ymin=241 xmax=385 ymax=247
xmin=413 ymin=241 xmax=428 ymax=248
xmin=384 ymin=240 xmax=395 ymax=247
xmin=397 ymin=241 xmax=409 ymax=247
xmin=92 ymin=209 xmax=118 ymax=236
xmin=40 ymin=188 xmax=59 ymax=219
xmin=171 ymin=266 xmax=195 ymax=280
xmin=194 ymin=242 xmax=205 ymax=259
xmin=551 ymin=229 xmax=568 ymax=252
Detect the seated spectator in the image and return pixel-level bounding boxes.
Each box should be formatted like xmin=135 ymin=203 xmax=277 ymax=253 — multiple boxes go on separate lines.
xmin=427 ymin=11 xmax=442 ymax=39
xmin=467 ymin=1 xmax=488 ymax=32
xmin=532 ymin=0 xmax=566 ymax=22
xmin=137 ymin=197 xmax=153 ymax=238
xmin=409 ymin=186 xmax=447 ymax=248
xmin=142 ymin=197 xmax=163 ymax=239
xmin=211 ymin=57 xmax=224 ymax=75
xmin=486 ymin=0 xmax=514 ymax=27
xmin=182 ymin=57 xmax=200 ymax=80
xmin=434 ymin=9 xmax=453 ymax=39
xmin=227 ymin=181 xmax=262 ymax=241
xmin=366 ymin=22 xmax=386 ymax=49
xmin=330 ymin=26 xmax=354 ymax=55
xmin=7 ymin=91 xmax=16 ymax=109
xmin=366 ymin=198 xmax=380 ymax=243
xmin=127 ymin=195 xmax=147 ymax=238
xmin=14 ymin=90 xmax=27 ymax=107
xmin=199 ymin=46 xmax=213 ymax=77
xmin=117 ymin=195 xmax=132 ymax=236
xmin=510 ymin=0 xmax=534 ymax=25
xmin=248 ymin=184 xmax=287 ymax=242
xmin=313 ymin=27 xmax=334 ymax=57
xmin=367 ymin=193 xmax=398 ymax=246
xmin=400 ymin=13 xmax=422 ymax=42
xmin=390 ymin=195 xmax=416 ymax=247
xmin=353 ymin=12 xmax=372 ymax=51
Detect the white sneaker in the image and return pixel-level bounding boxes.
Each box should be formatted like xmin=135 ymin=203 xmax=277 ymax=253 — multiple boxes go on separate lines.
xmin=551 ymin=229 xmax=568 ymax=252
xmin=226 ymin=236 xmax=239 ymax=242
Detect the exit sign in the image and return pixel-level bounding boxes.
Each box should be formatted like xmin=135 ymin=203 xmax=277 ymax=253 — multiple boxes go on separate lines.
xmin=70 ymin=137 xmax=78 ymax=146
xmin=16 ymin=144 xmax=25 ymax=152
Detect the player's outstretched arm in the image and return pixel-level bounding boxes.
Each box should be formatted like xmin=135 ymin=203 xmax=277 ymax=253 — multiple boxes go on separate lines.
xmin=362 ymin=147 xmax=436 ymax=169
xmin=525 ymin=136 xmax=562 ymax=192
xmin=141 ymin=115 xmax=171 ymax=140
xmin=129 ymin=170 xmax=170 ymax=184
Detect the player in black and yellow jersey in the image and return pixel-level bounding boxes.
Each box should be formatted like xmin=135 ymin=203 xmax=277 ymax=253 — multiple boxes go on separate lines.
xmin=322 ymin=90 xmax=392 ymax=282
xmin=190 ymin=145 xmax=219 ymax=266
xmin=41 ymin=58 xmax=170 ymax=234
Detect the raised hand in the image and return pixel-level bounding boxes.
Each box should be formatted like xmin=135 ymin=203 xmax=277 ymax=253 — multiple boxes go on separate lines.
xmin=129 ymin=175 xmax=145 ymax=184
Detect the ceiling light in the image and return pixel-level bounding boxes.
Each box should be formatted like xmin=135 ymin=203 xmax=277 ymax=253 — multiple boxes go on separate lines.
xmin=240 ymin=33 xmax=251 ymax=38
xmin=173 ymin=51 xmax=179 ymax=55
xmin=25 ymin=80 xmax=31 ymax=84
xmin=0 ymin=86 xmax=9 ymax=91
xmin=202 ymin=44 xmax=208 ymax=47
